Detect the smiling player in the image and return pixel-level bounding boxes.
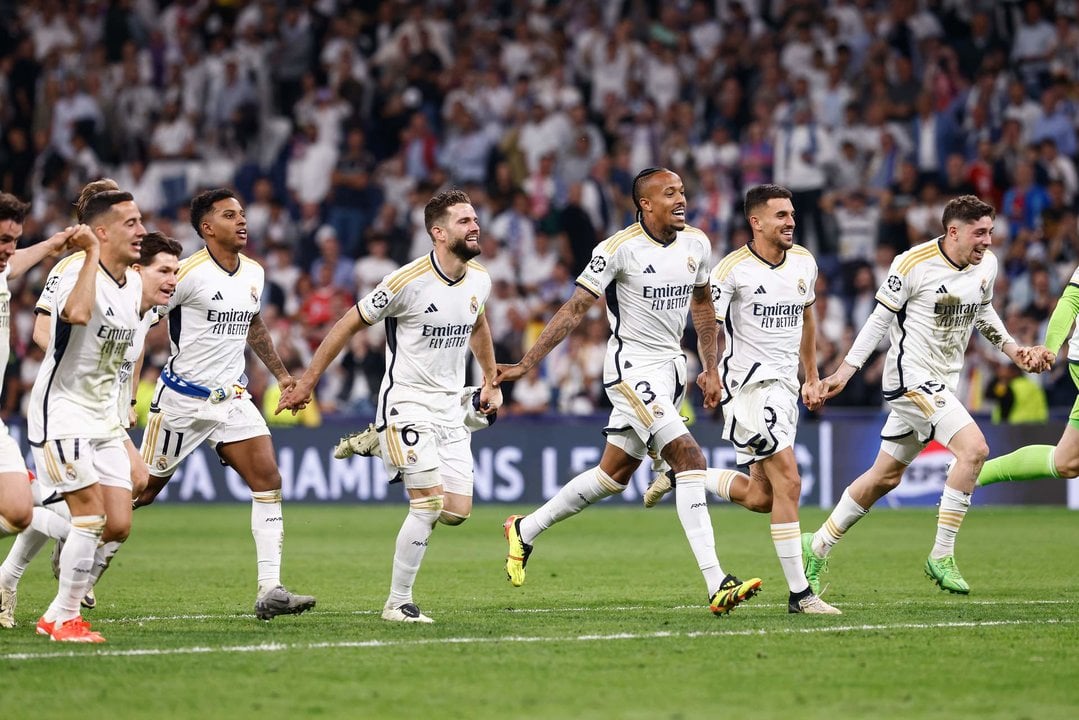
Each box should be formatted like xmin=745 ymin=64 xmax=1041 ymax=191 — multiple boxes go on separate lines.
xmin=135 ymin=188 xmax=315 ymax=621
xmin=806 ymin=195 xmax=1051 ymax=595
xmin=496 ymin=167 xmax=762 ymax=616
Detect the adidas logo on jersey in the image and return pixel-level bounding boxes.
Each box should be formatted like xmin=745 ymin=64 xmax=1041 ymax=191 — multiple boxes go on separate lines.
xmin=754 ymin=285 xmax=767 ymax=294
xmin=105 ymin=307 xmax=114 ymax=317
xmin=212 ymin=291 xmax=224 ymax=301
xmin=424 ymin=303 xmax=438 ymax=313
xmin=643 ymin=265 xmax=656 ymax=274
xmin=936 ymin=284 xmax=948 ymax=294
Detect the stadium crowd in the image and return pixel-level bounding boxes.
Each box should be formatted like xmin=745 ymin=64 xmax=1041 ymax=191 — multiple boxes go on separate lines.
xmin=2 ymin=0 xmax=1079 ymax=423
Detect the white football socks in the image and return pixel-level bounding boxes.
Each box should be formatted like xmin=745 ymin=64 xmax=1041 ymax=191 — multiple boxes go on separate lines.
xmin=44 ymin=514 xmax=103 ymax=623
xmin=519 ymin=468 xmax=622 ymax=544
xmin=930 ymin=486 xmax=971 ymax=560
xmin=771 ymin=521 xmax=809 ymax=593
xmin=674 ymin=470 xmax=725 ymax=596
xmin=387 ymin=495 xmax=441 ymax=607
xmin=251 ymin=490 xmax=284 ymax=596
xmin=812 ymin=489 xmax=868 ymax=557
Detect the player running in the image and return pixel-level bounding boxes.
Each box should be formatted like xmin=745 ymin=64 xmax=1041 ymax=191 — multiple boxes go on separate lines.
xmin=805 ymin=195 xmax=1050 ymax=595
xmin=495 ymin=167 xmax=761 ymax=616
xmin=277 ymin=189 xmax=499 ymax=623
xmin=135 ymin=188 xmax=315 ymax=621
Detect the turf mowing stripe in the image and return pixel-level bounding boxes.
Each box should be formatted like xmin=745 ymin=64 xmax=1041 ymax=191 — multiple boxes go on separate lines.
xmin=3 ymin=618 xmax=1074 ymax=662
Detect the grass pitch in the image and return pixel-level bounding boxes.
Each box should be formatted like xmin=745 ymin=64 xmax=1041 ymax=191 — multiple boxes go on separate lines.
xmin=1 ymin=504 xmax=1076 ymax=720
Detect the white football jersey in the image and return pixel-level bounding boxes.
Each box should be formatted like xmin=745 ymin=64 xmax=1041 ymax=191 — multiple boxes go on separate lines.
xmin=576 ymin=222 xmax=711 ymax=384
xmin=157 ymin=248 xmax=263 ymax=399
xmin=712 ymin=243 xmax=817 ymax=391
xmin=113 ymin=308 xmax=159 ymax=427
xmin=872 ymin=237 xmax=1002 ymax=394
xmin=28 ymin=257 xmax=142 ymax=442
xmin=358 ymin=252 xmax=491 ymax=428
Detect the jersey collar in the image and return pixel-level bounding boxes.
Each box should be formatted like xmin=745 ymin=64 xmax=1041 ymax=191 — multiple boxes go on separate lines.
xmin=98 ymin=261 xmax=127 ymax=288
xmin=205 ymin=246 xmax=242 ymax=276
xmin=935 ymin=237 xmax=966 ymax=270
xmin=429 ymin=251 xmax=465 ymax=286
xmin=639 ymin=221 xmax=678 ymax=247
xmin=747 ymin=241 xmax=786 ymax=269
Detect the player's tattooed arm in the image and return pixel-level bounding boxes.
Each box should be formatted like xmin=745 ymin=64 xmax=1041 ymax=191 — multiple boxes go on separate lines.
xmin=495 ymin=286 xmax=596 ymax=383
xmin=247 ymin=313 xmax=292 ymax=390
xmin=690 ymin=284 xmax=718 ymax=369
xmin=691 ymin=285 xmax=722 ymax=408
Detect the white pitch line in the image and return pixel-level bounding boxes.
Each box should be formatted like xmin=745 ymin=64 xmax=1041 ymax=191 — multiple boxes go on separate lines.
xmin=89 ymin=598 xmax=1076 ymax=625
xmin=2 ymin=618 xmax=1074 ymax=662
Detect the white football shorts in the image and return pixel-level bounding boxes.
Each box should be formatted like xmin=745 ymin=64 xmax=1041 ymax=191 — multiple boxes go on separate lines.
xmin=880 ymin=385 xmax=974 ymax=464
xmin=379 ymin=419 xmax=474 ymax=495
xmin=32 ymin=435 xmax=132 ymax=493
xmin=603 ymin=357 xmax=690 ymax=460
xmin=722 ymin=376 xmax=800 ymax=466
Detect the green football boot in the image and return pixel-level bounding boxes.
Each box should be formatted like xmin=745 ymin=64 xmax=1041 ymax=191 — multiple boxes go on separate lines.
xmin=924 ymin=555 xmax=970 ymax=594
xmin=801 ymin=533 xmax=829 ymax=595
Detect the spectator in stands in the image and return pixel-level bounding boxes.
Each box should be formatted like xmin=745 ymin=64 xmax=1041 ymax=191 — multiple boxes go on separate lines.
xmin=1002 ymin=160 xmax=1051 ymax=237
xmin=327 ymin=127 xmax=380 ymax=258
xmin=353 ymin=234 xmax=399 ymax=298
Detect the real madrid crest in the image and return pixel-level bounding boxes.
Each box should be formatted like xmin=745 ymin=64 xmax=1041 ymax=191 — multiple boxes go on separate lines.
xmin=980 ymin=278 xmax=987 ymax=293
xmin=406 ymin=449 xmax=418 ymax=465
xmin=156 ymin=456 xmax=169 ymax=471
xmin=250 ymin=285 xmax=259 ymax=304
xmin=687 ymin=257 xmax=697 ymax=273
xmin=934 ymin=395 xmax=946 ymax=408
xmin=652 ymin=405 xmax=665 ymax=418
xmin=65 ymin=463 xmax=77 ymax=481
xmin=469 ymin=296 xmax=478 ymax=314
xmin=797 ymin=278 xmax=807 ymax=295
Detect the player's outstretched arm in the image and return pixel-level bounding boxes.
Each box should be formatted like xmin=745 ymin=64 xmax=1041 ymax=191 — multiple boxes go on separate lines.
xmin=495 ymin=286 xmax=596 ymax=384
xmin=8 ymin=225 xmax=78 ymax=279
xmin=276 ymin=305 xmax=365 ymax=414
xmin=823 ymin=300 xmax=893 ymax=399
xmin=248 ymin=312 xmax=293 ymax=393
xmin=821 ymin=361 xmax=858 ymax=399
xmin=468 ymin=312 xmax=502 ymax=414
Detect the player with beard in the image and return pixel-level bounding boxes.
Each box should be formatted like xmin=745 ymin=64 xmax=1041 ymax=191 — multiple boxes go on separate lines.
xmin=494 ymin=168 xmax=762 ymax=616
xmin=135 ymin=188 xmax=315 ymax=621
xmin=278 ymin=189 xmax=499 ymax=623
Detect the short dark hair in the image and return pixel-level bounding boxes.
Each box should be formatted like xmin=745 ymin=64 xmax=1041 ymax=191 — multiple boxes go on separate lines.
xmin=81 ymin=189 xmax=135 ymax=225
xmin=75 ymin=178 xmax=120 ymax=222
xmin=744 ymin=184 xmax=793 ymax=220
xmin=942 ymin=194 xmax=995 ymax=230
xmin=424 ymin=189 xmax=472 ymax=234
xmin=631 ymin=167 xmax=668 ymax=213
xmin=190 ymin=188 xmax=239 ymax=238
xmin=139 ymin=231 xmax=183 ymax=266
xmin=0 ymin=193 xmax=30 ymax=225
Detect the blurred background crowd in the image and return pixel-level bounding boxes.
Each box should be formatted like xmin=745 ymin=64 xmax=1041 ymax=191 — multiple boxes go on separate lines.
xmin=2 ymin=0 xmax=1079 ymax=426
